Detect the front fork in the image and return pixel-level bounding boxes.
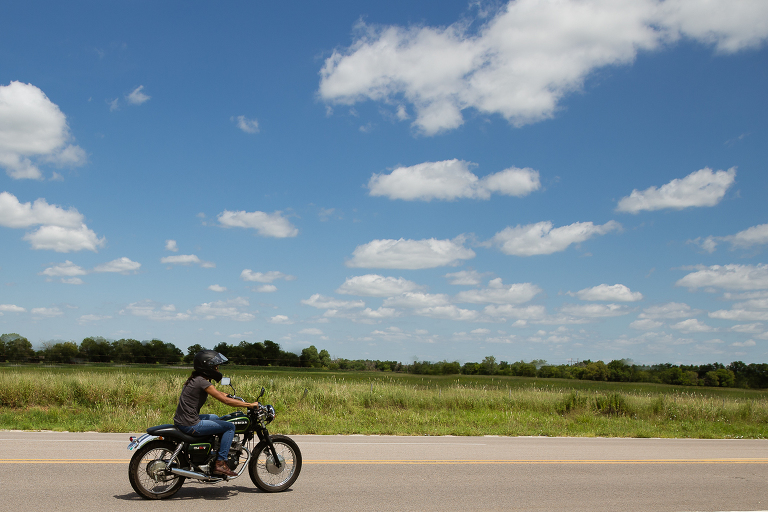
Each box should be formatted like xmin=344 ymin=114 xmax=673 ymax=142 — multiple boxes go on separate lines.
xmin=255 ymin=427 xmax=282 ymax=469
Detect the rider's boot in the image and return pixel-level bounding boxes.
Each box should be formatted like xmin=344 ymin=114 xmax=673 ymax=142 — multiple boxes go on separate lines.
xmin=213 ymin=459 xmax=236 ymax=478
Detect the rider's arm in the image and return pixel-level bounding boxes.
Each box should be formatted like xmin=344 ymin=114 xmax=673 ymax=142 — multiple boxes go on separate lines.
xmin=205 ymin=385 xmax=259 ymax=408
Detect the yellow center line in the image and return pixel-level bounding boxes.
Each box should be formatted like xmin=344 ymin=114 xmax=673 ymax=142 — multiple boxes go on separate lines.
xmin=2 ymin=458 xmax=768 ymax=465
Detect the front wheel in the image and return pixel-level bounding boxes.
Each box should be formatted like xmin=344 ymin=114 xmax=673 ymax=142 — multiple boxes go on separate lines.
xmin=128 ymin=440 xmax=187 ymax=500
xmin=248 ymin=435 xmax=302 ymax=492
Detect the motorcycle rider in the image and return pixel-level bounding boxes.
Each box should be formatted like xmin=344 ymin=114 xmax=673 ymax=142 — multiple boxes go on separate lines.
xmin=173 ymin=350 xmax=259 ymax=478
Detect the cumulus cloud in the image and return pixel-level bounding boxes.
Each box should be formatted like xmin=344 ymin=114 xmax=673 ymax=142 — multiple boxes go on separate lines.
xmin=486 ymin=220 xmax=620 ymax=256
xmin=0 ymin=191 xmax=105 ymax=252
xmin=559 ymin=303 xmax=630 ymax=318
xmin=318 ymin=0 xmax=768 ymax=135
xmin=208 ymin=284 xmax=227 ymax=292
xmin=269 ymin=315 xmax=293 ymax=325
xmin=336 ymin=274 xmax=423 ymax=297
xmin=383 ymin=292 xmax=451 ymax=309
xmin=710 ymin=296 xmax=768 ymax=322
xmin=691 ymin=223 xmax=768 ymax=253
xmin=639 ymin=302 xmax=700 ymax=319
xmin=126 ymin=85 xmax=150 ymax=105
xmin=232 ymin=115 xmax=259 ymax=133
xmin=93 ymin=257 xmax=141 ymax=273
xmin=454 ymin=278 xmax=541 ymax=304
xmin=676 ymin=264 xmax=768 ymax=291
xmin=630 ymin=318 xmax=664 ymax=330
xmin=0 ymin=304 xmax=27 ymax=314
xmin=40 ymin=257 xmax=139 ymax=283
xmin=193 ymin=297 xmax=255 ymax=321
xmin=444 ymin=270 xmax=485 ymax=286
xmin=301 ymin=293 xmax=365 ymax=310
xmin=0 ymin=81 xmax=87 ymax=179
xmin=161 ymin=254 xmax=215 ymax=268
xmin=616 ymin=167 xmax=736 ymax=213
xmin=346 ymin=236 xmax=475 ymax=269
xmin=122 ymin=300 xmax=191 ymax=321
xmin=368 ymin=159 xmax=540 ymax=201
xmin=217 ymin=210 xmax=298 ymax=238
xmin=165 ymin=239 xmax=179 ymax=252
xmin=569 ymin=283 xmax=643 ymax=302
xmin=671 ymin=318 xmax=715 ymax=333
xmin=240 ymin=270 xmax=295 ymax=283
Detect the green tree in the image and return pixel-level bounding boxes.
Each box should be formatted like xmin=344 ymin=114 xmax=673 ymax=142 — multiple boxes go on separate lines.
xmin=184 ymin=344 xmax=206 ymax=364
xmin=300 ymin=345 xmax=321 ymax=368
xmin=1 ymin=333 xmax=33 ymax=362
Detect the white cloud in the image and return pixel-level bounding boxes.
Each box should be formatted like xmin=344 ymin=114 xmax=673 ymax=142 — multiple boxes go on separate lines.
xmin=486 ymin=220 xmax=620 ymax=256
xmin=444 ymin=269 xmax=485 ymax=286
xmin=629 ymin=318 xmax=664 ymax=330
xmin=301 ymin=293 xmax=365 ymax=310
xmin=559 ymin=303 xmax=630 ymax=318
xmin=40 ymin=260 xmax=87 ymax=278
xmin=232 ymin=115 xmax=259 ymax=133
xmin=319 ymin=1 xmax=768 ymax=135
xmin=255 ymin=285 xmax=278 ymax=293
xmin=126 ymin=85 xmax=150 ymax=105
xmin=676 ymin=264 xmax=768 ymax=291
xmin=78 ymin=314 xmax=112 ymax=324
xmin=570 ymin=283 xmax=643 ymax=302
xmin=122 ymin=300 xmax=191 ymax=321
xmin=161 ymin=254 xmax=215 ymax=268
xmin=732 ymin=339 xmax=757 ymax=348
xmin=454 ymin=279 xmax=541 ymax=304
xmin=31 ymin=307 xmax=63 ymax=318
xmin=671 ymin=318 xmax=715 ymax=333
xmin=484 ymin=304 xmax=547 ymax=321
xmin=616 ymin=167 xmax=736 ymax=213
xmin=193 ymin=297 xmax=255 ymax=321
xmin=0 ymin=81 xmax=87 ymax=179
xmin=93 ymin=257 xmax=141 ymax=273
xmin=383 ymin=292 xmax=451 ymax=309
xmin=0 ymin=304 xmax=26 ymax=314
xmin=217 ymin=210 xmax=298 ymax=238
xmin=23 ymin=224 xmax=105 ymax=252
xmin=208 ymin=284 xmax=227 ymax=292
xmin=336 ymin=274 xmax=423 ymax=297
xmin=691 ymin=223 xmax=768 ymax=253
xmin=639 ymin=302 xmax=699 ymax=319
xmin=346 ymin=236 xmax=475 ymax=269
xmin=710 ymin=296 xmax=768 ymax=322
xmin=299 ymin=328 xmax=324 ymax=336
xmin=368 ymin=159 xmax=540 ymax=201
xmin=269 ymin=314 xmax=293 ymax=325
xmin=240 ymin=270 xmax=295 ymax=283
xmin=165 ymin=239 xmax=178 ymax=252
xmin=0 ymin=191 xmax=85 ymax=229
xmin=0 ymin=192 xmax=104 ymax=252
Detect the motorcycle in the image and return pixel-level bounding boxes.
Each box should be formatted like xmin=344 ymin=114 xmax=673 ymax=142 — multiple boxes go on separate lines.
xmin=127 ymin=377 xmax=301 ymax=499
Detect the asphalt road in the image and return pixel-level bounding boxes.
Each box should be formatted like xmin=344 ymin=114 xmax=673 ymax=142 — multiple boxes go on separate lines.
xmin=1 ymin=431 xmax=767 ymax=511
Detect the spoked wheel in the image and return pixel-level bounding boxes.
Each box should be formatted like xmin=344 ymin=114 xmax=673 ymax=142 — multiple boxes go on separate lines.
xmin=248 ymin=435 xmax=302 ymax=492
xmin=128 ymin=440 xmax=187 ymax=500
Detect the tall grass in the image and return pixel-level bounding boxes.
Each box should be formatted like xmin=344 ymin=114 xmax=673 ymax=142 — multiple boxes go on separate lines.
xmin=1 ymin=367 xmax=767 ymax=438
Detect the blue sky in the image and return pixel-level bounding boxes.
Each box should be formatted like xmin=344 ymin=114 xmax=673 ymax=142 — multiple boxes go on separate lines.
xmin=1 ymin=0 xmax=767 ymax=365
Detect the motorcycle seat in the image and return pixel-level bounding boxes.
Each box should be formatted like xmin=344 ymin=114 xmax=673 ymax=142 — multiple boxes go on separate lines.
xmin=147 ymin=424 xmax=212 ymax=443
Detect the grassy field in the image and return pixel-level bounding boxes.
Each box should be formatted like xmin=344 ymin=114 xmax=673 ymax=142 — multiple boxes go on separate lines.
xmin=1 ymin=365 xmax=767 ymax=438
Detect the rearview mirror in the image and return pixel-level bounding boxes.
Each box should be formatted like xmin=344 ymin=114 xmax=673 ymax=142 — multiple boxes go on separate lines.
xmin=220 ymin=377 xmax=231 ymax=386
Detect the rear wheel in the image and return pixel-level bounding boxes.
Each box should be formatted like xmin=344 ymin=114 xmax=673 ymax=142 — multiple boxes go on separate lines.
xmin=248 ymin=435 xmax=302 ymax=492
xmin=128 ymin=440 xmax=187 ymax=500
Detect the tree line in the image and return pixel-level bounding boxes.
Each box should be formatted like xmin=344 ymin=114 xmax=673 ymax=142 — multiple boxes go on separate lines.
xmin=3 ymin=332 xmax=768 ymax=388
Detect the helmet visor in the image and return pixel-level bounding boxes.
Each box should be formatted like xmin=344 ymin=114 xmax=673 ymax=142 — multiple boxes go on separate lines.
xmin=209 ymin=353 xmax=228 ymax=366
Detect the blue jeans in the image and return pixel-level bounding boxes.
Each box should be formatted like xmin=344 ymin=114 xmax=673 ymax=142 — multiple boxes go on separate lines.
xmin=176 ymin=414 xmax=235 ymax=461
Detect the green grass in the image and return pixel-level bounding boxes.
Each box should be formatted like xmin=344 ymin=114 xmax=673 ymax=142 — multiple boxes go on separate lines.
xmin=1 ymin=366 xmax=767 ymax=438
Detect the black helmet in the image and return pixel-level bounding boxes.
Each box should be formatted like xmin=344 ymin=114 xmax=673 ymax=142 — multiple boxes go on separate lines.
xmin=193 ymin=350 xmax=228 ymax=382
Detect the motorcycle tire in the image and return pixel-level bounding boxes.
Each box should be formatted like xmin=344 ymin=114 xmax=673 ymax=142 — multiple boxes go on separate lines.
xmin=128 ymin=440 xmax=187 ymax=500
xmin=248 ymin=434 xmax=302 ymax=492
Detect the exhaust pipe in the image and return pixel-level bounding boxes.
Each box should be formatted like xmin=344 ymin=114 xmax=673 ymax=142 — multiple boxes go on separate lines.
xmin=169 ymin=467 xmax=223 ymax=482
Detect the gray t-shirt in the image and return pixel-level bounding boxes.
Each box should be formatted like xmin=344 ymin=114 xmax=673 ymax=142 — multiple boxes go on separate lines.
xmin=173 ymin=375 xmax=212 ymax=426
